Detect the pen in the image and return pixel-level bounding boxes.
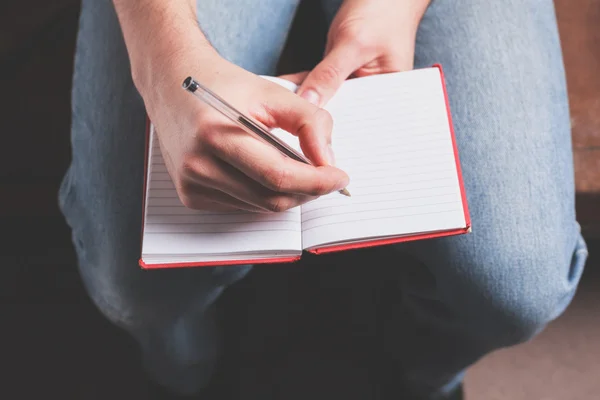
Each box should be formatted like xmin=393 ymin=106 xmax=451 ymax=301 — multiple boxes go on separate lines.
xmin=182 ymin=76 xmax=350 ymax=197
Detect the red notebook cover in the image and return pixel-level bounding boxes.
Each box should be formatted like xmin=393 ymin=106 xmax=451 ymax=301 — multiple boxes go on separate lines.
xmin=138 ymin=64 xmax=471 ymax=269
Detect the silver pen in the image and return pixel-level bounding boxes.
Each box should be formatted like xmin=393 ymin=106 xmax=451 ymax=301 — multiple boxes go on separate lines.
xmin=182 ymin=76 xmax=350 ymax=197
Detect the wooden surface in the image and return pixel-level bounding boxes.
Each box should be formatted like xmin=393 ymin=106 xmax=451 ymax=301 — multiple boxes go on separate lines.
xmin=556 ymin=0 xmax=600 ymax=194
xmin=555 ymin=0 xmax=600 ymax=237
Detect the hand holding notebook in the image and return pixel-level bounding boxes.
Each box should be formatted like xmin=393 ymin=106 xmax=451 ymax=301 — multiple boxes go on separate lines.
xmin=140 ymin=65 xmax=471 ymax=268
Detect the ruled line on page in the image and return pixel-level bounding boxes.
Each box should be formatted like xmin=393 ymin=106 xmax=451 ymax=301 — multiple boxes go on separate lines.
xmin=301 ymin=208 xmax=463 ymax=233
xmin=147 ymin=214 xmax=299 ymax=224
xmin=144 ymin=225 xmax=300 ymax=234
xmin=301 ymin=189 xmax=458 ymax=218
xmin=143 ymin=128 xmax=302 ymax=258
xmin=145 ymin=206 xmax=297 ymax=216
xmin=144 ymin=229 xmax=300 ymax=235
xmin=302 ymin=201 xmax=460 ymax=225
xmin=313 ymin=175 xmax=458 ymax=197
xmin=299 ymin=67 xmax=465 ymax=249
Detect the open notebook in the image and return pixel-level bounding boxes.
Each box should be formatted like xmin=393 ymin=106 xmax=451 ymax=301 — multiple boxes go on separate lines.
xmin=140 ymin=65 xmax=470 ymax=268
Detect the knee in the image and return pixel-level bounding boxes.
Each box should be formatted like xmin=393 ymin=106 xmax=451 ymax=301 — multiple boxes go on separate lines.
xmin=452 ymin=235 xmax=587 ymax=347
xmin=479 ymin=282 xmax=562 ymax=347
xmin=80 ymin=263 xmax=252 ymax=331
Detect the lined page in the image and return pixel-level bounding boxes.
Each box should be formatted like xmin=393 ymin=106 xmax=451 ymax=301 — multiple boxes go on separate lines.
xmin=301 ymin=68 xmax=467 ymax=249
xmin=141 ymin=126 xmax=302 ymax=263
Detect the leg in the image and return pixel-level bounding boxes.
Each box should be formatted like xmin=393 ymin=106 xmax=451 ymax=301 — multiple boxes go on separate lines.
xmin=59 ymin=0 xmax=299 ymax=394
xmin=380 ymin=1 xmax=588 ymax=397
xmin=317 ymin=0 xmax=588 ymax=397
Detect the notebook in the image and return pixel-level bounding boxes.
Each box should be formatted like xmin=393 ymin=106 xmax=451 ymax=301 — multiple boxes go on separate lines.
xmin=139 ymin=65 xmax=471 ymax=269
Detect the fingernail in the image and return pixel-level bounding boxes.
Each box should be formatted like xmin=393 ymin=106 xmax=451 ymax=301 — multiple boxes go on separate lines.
xmin=327 ymin=144 xmax=336 ymax=166
xmin=300 ymin=89 xmax=320 ymax=106
xmin=336 ymin=178 xmax=350 ymax=192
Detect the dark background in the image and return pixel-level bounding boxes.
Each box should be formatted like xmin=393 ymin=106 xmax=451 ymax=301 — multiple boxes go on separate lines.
xmin=1 ymin=1 xmax=599 ymax=399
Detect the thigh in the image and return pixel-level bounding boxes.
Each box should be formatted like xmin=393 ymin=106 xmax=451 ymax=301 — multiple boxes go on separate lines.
xmin=59 ymin=0 xmax=300 ymax=328
xmin=399 ymin=0 xmax=586 ymax=314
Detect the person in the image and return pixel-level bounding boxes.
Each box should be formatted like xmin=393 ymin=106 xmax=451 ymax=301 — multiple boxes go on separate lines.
xmin=58 ymin=0 xmax=588 ymax=398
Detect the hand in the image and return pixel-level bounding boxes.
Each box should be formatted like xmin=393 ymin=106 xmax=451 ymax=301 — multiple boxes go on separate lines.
xmin=297 ymin=0 xmax=430 ymax=107
xmin=140 ymin=47 xmax=349 ymax=213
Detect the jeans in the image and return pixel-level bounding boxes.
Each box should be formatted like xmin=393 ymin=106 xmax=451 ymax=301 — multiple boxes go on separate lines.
xmin=59 ymin=0 xmax=588 ymax=398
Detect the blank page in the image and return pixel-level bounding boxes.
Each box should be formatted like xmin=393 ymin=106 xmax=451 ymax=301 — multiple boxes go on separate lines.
xmin=301 ymin=68 xmax=467 ymax=250
xmin=141 ymin=126 xmax=302 ymax=265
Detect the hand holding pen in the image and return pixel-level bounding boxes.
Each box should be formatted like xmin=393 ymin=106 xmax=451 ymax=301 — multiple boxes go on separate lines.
xmin=182 ymin=76 xmax=350 ymax=197
xmin=144 ymin=58 xmax=349 ymax=213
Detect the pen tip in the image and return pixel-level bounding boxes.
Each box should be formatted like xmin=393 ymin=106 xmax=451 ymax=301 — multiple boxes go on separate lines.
xmin=339 ymin=188 xmax=351 ymax=197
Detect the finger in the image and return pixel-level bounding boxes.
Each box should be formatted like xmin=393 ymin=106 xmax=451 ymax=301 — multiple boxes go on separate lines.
xmin=182 ymin=154 xmax=321 ymax=212
xmin=179 ymin=196 xmax=244 ymax=212
xmin=206 ymin=124 xmax=349 ymax=197
xmin=179 ymin=185 xmax=270 ymax=213
xmin=259 ymin=88 xmax=337 ymax=166
xmin=277 ymin=71 xmax=310 ymax=85
xmin=296 ymin=42 xmax=369 ymax=107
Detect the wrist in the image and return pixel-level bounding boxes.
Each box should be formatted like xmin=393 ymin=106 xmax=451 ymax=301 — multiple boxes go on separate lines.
xmin=405 ymin=0 xmax=431 ymax=24
xmin=131 ymin=26 xmax=220 ymax=98
xmin=112 ymin=0 xmax=220 ymax=95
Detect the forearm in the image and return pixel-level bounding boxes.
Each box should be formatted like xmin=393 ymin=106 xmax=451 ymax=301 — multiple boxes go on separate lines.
xmin=404 ymin=0 xmax=432 ymax=23
xmin=112 ymin=0 xmax=217 ymax=93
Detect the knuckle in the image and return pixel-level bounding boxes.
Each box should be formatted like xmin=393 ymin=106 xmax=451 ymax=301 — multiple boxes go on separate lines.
xmin=178 ymin=189 xmax=214 ymax=211
xmin=177 ymin=178 xmax=197 ymax=196
xmin=263 ymin=166 xmax=291 ymax=192
xmin=180 ymin=156 xmax=197 ymax=177
xmin=335 ymin=21 xmax=356 ymax=40
xmin=352 ymin=34 xmax=375 ymax=53
xmin=198 ymin=128 xmax=221 ymax=151
xmin=179 ymin=193 xmax=198 ymax=209
xmin=263 ymin=196 xmax=291 ymax=213
xmin=316 ymin=62 xmax=343 ymax=84
xmin=310 ymin=178 xmax=332 ymax=196
xmin=180 ymin=155 xmax=210 ymax=181
xmin=338 ymin=24 xmax=375 ymax=51
xmin=176 ymin=180 xmax=200 ymax=209
xmin=314 ymin=109 xmax=333 ymax=133
xmin=193 ymin=115 xmax=222 ymax=150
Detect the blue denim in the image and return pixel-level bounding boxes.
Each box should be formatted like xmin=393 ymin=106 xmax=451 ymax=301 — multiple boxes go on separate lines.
xmin=59 ymin=0 xmax=588 ymax=398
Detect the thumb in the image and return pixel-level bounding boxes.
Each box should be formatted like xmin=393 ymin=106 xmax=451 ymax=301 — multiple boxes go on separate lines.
xmin=261 ymin=88 xmax=337 ymax=167
xmin=297 ymin=43 xmax=366 ymax=107
xmin=277 ymin=71 xmax=310 ymax=85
